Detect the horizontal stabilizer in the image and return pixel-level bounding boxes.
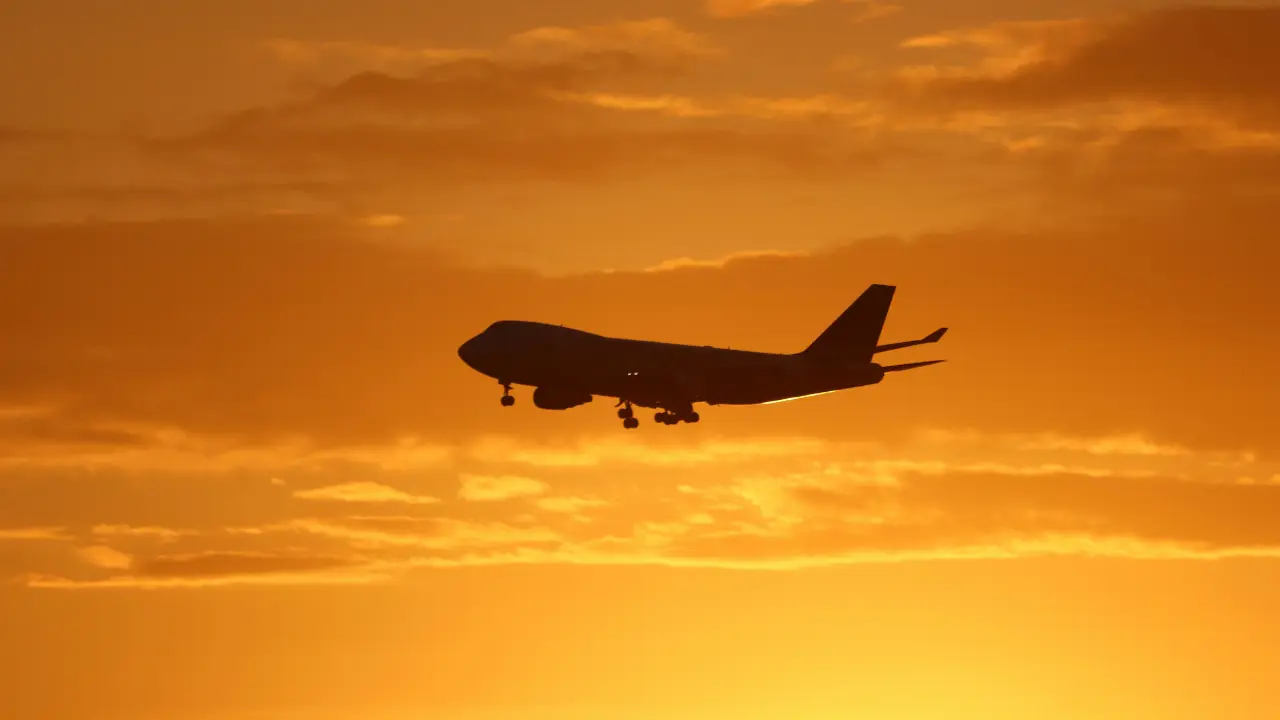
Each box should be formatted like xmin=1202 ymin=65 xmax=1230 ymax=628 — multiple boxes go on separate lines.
xmin=873 ymin=327 xmax=948 ymax=354
xmin=881 ymin=359 xmax=945 ymax=373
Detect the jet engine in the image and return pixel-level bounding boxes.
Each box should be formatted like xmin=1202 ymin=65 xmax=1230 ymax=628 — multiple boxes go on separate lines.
xmin=532 ymin=387 xmax=594 ymax=410
xmin=863 ymin=363 xmax=888 ymax=383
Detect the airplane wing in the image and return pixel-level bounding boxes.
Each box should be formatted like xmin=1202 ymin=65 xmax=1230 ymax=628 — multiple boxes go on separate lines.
xmin=873 ymin=327 xmax=947 ymax=354
xmin=619 ymin=369 xmax=700 ymax=411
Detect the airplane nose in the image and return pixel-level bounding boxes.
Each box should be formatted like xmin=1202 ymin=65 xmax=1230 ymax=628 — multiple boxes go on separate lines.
xmin=458 ymin=337 xmax=479 ymax=367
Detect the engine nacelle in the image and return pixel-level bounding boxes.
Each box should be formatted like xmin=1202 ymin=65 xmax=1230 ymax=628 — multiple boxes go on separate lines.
xmin=532 ymin=387 xmax=594 ymax=410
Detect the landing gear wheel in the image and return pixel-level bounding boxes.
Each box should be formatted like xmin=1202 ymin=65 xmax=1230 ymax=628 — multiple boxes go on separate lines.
xmin=616 ymin=399 xmax=635 ymax=420
xmin=500 ymin=395 xmax=515 ymax=407
xmin=622 ymin=417 xmax=640 ymax=429
xmin=685 ymin=411 xmax=699 ymax=424
xmin=655 ymin=412 xmax=675 ymax=425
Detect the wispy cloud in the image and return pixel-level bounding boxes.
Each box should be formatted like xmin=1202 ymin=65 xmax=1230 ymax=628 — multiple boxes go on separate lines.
xmin=262 ymin=38 xmax=486 ymax=74
xmin=468 ymin=436 xmax=828 ymax=467
xmin=90 ymin=525 xmax=194 ymax=541
xmin=77 ymin=545 xmax=133 ymax=570
xmin=0 ymin=424 xmax=453 ymax=472
xmin=643 ymin=250 xmax=808 ymax=272
xmin=242 ymin=517 xmax=564 ymax=552
xmin=0 ymin=527 xmax=70 ymax=541
xmin=457 ymin=474 xmax=549 ymax=502
xmin=1012 ymin=432 xmax=1188 ymax=457
xmin=896 ymin=7 xmax=1280 ymax=133
xmin=28 ymin=551 xmax=381 ymax=589
xmin=534 ymin=496 xmax=610 ymax=514
xmin=509 ymin=18 xmax=721 ymax=59
xmin=15 ymin=429 xmax=1280 ymax=588
xmin=293 ymin=481 xmax=440 ymax=505
xmin=707 ymin=0 xmax=901 ymax=22
xmin=265 ymin=17 xmax=718 ymax=76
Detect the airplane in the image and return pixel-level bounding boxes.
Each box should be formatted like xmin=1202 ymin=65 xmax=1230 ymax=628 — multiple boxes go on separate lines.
xmin=457 ymin=283 xmax=946 ymax=429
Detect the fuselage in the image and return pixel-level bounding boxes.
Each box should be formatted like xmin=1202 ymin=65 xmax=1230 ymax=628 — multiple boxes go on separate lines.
xmin=457 ymin=320 xmax=886 ymax=408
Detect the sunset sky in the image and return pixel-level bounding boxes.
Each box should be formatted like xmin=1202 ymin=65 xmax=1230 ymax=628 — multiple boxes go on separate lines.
xmin=4 ymin=1 xmax=1280 ymax=718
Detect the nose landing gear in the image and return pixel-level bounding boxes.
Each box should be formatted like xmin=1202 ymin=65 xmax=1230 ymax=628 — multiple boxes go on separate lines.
xmin=499 ymin=382 xmax=514 ymax=407
xmin=616 ymin=400 xmax=639 ymax=429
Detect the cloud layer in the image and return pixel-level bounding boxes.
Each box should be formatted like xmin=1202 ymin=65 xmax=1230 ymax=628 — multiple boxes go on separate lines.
xmin=4 ymin=4 xmax=1279 ymax=590
xmin=6 ymin=426 xmax=1278 ymax=588
xmin=2 ymin=196 xmax=1276 ymax=455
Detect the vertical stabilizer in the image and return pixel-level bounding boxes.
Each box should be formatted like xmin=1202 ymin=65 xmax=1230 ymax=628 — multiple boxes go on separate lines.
xmin=802 ymin=284 xmax=895 ymax=363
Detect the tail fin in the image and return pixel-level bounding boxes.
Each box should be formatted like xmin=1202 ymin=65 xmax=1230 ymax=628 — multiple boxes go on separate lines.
xmin=802 ymin=284 xmax=895 ymax=363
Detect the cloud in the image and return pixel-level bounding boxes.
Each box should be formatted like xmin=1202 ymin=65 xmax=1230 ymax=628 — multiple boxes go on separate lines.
xmin=90 ymin=524 xmax=193 ymax=541
xmin=28 ymin=564 xmax=385 ymax=590
xmin=457 ymin=474 xmax=549 ymax=502
xmin=468 ymin=435 xmax=828 ymax=467
xmin=901 ymin=7 xmax=1280 ymax=129
xmin=783 ymin=468 xmax=1280 ymax=555
xmin=264 ymin=18 xmax=716 ymax=77
xmin=707 ymin=0 xmax=820 ymax=17
xmin=157 ymin=49 xmax=885 ymax=186
xmin=257 ymin=518 xmax=563 ymax=552
xmin=262 ymin=38 xmax=487 ymax=75
xmin=0 ymin=19 xmax=899 ymax=227
xmin=533 ymin=496 xmax=610 ymax=514
xmin=12 ymin=7 xmax=1280 ymax=588
xmin=879 ymin=9 xmax=1280 ymax=200
xmin=23 ymin=549 xmax=382 ymax=589
xmin=24 ymin=572 xmax=386 ymax=589
xmin=234 ymin=50 xmax=670 ymax=121
xmin=1012 ymin=432 xmax=1187 ymax=457
xmin=7 ymin=426 xmax=1280 ymax=585
xmin=138 ymin=551 xmax=360 ymax=578
xmin=509 ymin=18 xmax=720 ymax=59
xmin=0 ymin=418 xmax=453 ymax=471
xmin=0 ymin=126 xmax=369 ymax=225
xmin=361 ymin=213 xmax=405 ymax=228
xmin=327 ymin=456 xmax=1280 ymax=568
xmin=293 ymin=481 xmax=440 ymax=505
xmin=643 ymin=249 xmax=809 ymax=272
xmin=847 ymin=0 xmax=902 ymax=23
xmin=899 ymin=18 xmax=1100 ymax=69
xmin=2 ymin=201 xmax=1279 ymax=459
xmin=707 ymin=0 xmax=901 ymax=21
xmin=77 ymin=545 xmax=133 ymax=570
xmin=0 ymin=527 xmax=69 ymax=541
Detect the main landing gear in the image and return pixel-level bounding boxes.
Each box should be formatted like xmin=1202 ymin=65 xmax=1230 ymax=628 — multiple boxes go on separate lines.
xmin=655 ymin=410 xmax=699 ymax=425
xmin=616 ymin=401 xmax=639 ymax=429
xmin=499 ymin=382 xmax=515 ymax=407
xmin=615 ymin=399 xmax=701 ymax=429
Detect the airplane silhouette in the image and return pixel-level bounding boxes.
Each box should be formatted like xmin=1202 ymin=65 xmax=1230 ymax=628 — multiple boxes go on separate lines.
xmin=457 ymin=283 xmax=946 ymax=429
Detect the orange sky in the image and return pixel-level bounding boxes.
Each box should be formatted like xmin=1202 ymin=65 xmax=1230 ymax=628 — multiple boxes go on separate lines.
xmin=3 ymin=1 xmax=1280 ymax=719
